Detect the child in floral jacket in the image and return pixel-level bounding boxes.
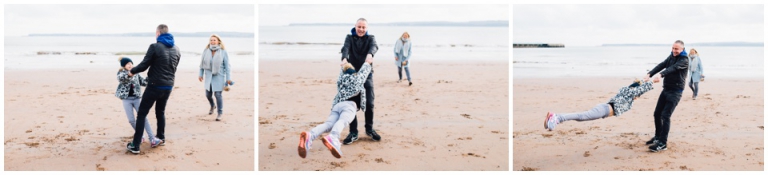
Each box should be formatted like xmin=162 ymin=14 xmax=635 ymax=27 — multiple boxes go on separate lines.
xmin=297 ymin=57 xmax=373 ymax=159
xmin=116 ymin=57 xmax=162 ymax=147
xmin=544 ymin=77 xmax=659 ymax=131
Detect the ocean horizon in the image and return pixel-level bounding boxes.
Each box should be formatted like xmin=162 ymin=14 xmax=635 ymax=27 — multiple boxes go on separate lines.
xmin=4 ymin=36 xmax=254 ymax=70
xmin=513 ymin=46 xmax=763 ymax=78
xmin=259 ymin=26 xmax=509 ymax=61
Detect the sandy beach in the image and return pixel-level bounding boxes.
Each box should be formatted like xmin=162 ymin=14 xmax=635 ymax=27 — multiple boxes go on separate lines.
xmin=4 ymin=67 xmax=254 ymax=171
xmin=513 ymin=77 xmax=764 ymax=171
xmin=258 ymin=60 xmax=509 ymax=170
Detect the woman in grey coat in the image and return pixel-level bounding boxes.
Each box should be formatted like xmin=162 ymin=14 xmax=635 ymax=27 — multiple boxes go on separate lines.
xmin=198 ymin=34 xmax=232 ymax=121
xmin=688 ymin=48 xmax=704 ymax=100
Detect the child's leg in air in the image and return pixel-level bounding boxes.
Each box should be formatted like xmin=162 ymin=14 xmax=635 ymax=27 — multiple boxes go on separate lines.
xmin=298 ymin=103 xmax=342 ymax=158
xmin=559 ymin=103 xmax=612 ymax=122
xmin=323 ymin=101 xmax=357 ymax=158
xmin=546 ymin=103 xmax=612 ymax=130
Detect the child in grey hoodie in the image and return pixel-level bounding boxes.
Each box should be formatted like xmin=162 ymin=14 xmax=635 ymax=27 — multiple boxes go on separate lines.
xmin=297 ymin=58 xmax=372 ymax=159
xmin=544 ymin=77 xmax=659 ymax=131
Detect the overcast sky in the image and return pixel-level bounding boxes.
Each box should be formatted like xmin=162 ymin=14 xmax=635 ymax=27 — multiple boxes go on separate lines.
xmin=259 ymin=4 xmax=509 ymax=26
xmin=514 ymin=4 xmax=763 ymax=46
xmin=4 ymin=4 xmax=254 ymax=36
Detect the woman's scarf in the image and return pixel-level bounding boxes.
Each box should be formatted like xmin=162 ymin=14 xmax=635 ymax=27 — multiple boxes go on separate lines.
xmin=689 ymin=54 xmax=700 ymax=72
xmin=394 ymin=38 xmax=410 ymax=57
xmin=200 ymin=45 xmax=223 ymax=75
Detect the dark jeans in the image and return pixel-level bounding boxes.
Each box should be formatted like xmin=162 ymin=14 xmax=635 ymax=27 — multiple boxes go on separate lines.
xmin=688 ymin=81 xmax=699 ymax=97
xmin=132 ymin=87 xmax=172 ymax=147
xmin=206 ymin=85 xmax=223 ymax=114
xmin=349 ymin=72 xmax=374 ymax=133
xmin=398 ymin=66 xmax=411 ymax=82
xmin=653 ymin=89 xmax=682 ymax=144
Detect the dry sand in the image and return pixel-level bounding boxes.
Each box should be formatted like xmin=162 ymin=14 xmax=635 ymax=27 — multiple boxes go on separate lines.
xmin=513 ymin=77 xmax=764 ymax=171
xmin=4 ymin=68 xmax=254 ymax=171
xmin=258 ymin=60 xmax=509 ymax=170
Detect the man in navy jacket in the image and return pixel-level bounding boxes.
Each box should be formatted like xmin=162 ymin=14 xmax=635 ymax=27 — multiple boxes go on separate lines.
xmin=340 ymin=18 xmax=381 ymax=144
xmin=644 ymin=40 xmax=689 ymax=152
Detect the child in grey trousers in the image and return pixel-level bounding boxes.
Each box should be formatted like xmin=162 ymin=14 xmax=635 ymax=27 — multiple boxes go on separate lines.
xmin=298 ymin=57 xmax=373 ymax=159
xmin=545 ymin=77 xmax=659 ymax=131
xmin=115 ymin=57 xmax=162 ymax=147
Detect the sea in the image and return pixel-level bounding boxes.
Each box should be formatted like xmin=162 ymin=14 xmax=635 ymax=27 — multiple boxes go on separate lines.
xmin=513 ymin=46 xmax=764 ymax=78
xmin=3 ymin=36 xmax=254 ymax=71
xmin=258 ymin=26 xmax=509 ymax=61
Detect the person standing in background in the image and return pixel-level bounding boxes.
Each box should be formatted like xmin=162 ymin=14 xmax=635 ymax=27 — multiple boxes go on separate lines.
xmin=394 ymin=32 xmax=413 ymax=86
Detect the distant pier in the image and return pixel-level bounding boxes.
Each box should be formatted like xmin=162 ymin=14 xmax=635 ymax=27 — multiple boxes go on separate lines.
xmin=513 ymin=43 xmax=565 ymax=48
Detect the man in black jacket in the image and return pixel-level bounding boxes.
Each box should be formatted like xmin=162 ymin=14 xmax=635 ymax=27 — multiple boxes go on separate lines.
xmin=644 ymin=40 xmax=689 ymax=152
xmin=126 ymin=24 xmax=181 ymax=154
xmin=341 ymin=18 xmax=381 ymax=144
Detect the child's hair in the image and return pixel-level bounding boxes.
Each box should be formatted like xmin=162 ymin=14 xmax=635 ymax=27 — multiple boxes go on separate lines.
xmin=342 ymin=63 xmax=356 ymax=74
xmin=629 ymin=79 xmax=643 ymax=88
xmin=629 ymin=79 xmax=644 ymax=98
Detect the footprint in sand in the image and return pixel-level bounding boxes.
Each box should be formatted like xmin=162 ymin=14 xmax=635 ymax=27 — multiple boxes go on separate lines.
xmin=96 ymin=164 xmax=106 ymax=171
xmin=461 ymin=152 xmax=485 ymax=158
xmin=491 ymin=130 xmax=506 ymax=134
xmin=259 ymin=119 xmax=272 ymax=125
xmin=374 ymin=158 xmax=391 ymax=164
xmin=457 ymin=137 xmax=473 ymax=140
xmin=330 ymin=161 xmax=347 ymax=168
xmin=269 ymin=143 xmax=276 ymax=149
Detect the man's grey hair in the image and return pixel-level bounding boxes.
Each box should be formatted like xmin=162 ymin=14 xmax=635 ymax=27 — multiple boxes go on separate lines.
xmin=356 ymin=18 xmax=367 ymax=23
xmin=157 ymin=24 xmax=169 ymax=34
xmin=674 ymin=40 xmax=684 ymax=46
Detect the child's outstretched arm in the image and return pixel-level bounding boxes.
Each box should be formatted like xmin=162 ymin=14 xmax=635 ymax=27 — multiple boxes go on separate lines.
xmin=356 ymin=63 xmax=372 ymax=80
xmin=627 ymin=80 xmax=655 ymax=98
xmin=138 ymin=74 xmax=148 ymax=86
xmin=353 ymin=57 xmax=374 ymax=82
xmin=117 ymin=70 xmax=131 ymax=84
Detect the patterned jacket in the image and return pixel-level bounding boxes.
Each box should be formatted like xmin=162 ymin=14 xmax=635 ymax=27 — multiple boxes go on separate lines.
xmin=115 ymin=69 xmax=148 ymax=99
xmin=332 ymin=63 xmax=372 ymax=111
xmin=607 ymin=81 xmax=654 ymax=117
